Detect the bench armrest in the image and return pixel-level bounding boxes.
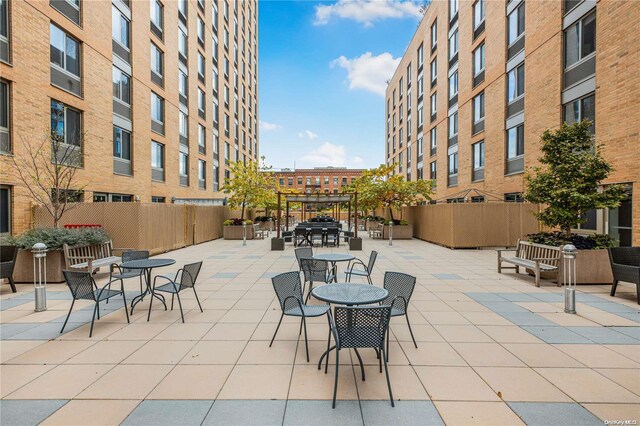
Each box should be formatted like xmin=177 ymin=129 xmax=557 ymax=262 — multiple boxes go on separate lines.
xmin=68 ymin=256 xmax=95 ymax=260
xmin=532 ymin=257 xmax=560 ymax=262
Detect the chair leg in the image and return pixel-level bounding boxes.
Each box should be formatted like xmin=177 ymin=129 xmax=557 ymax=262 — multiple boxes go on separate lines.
xmin=381 ymin=347 xmax=395 ymax=407
xmin=175 ymin=292 xmax=185 ymax=323
xmin=147 ymin=287 xmax=155 ymax=322
xmin=8 ymin=276 xmax=17 ymax=293
xmin=106 ymin=281 xmax=111 ymax=304
xmin=332 ymin=348 xmax=340 ymax=409
xmin=139 ymin=275 xmax=144 ymax=295
xmin=60 ymin=299 xmax=75 ymax=333
xmin=353 ymin=348 xmax=365 ymax=381
xmin=406 ymin=313 xmax=418 ymax=348
xmin=89 ymin=303 xmax=98 ymax=338
xmin=193 ymin=288 xmax=203 ymax=312
xmin=121 ymin=289 xmax=130 ymax=323
xmin=379 ymin=347 xmax=383 ymax=373
xmin=325 ymin=314 xmax=332 ymax=374
xmin=367 ymin=274 xmax=372 ymax=285
xmin=270 ymin=313 xmax=284 ymax=347
xmin=302 ymin=316 xmax=310 ymax=363
xmin=96 ymin=301 xmax=101 ymax=319
xmin=305 ymin=282 xmax=313 ymax=303
xmin=171 ymin=294 xmax=175 ymax=310
xmin=386 ymin=326 xmax=390 ymax=362
xmin=610 ymin=279 xmax=619 ymax=296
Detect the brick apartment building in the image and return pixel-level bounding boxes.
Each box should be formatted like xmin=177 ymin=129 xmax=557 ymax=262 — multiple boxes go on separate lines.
xmin=272 ymin=167 xmax=364 ymax=194
xmin=0 ymin=0 xmax=259 ymax=235
xmin=385 ymin=0 xmax=639 ymax=246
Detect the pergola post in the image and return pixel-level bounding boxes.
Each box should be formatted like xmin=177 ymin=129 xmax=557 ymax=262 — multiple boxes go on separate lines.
xmin=276 ymin=192 xmax=281 ymax=238
xmin=348 ymin=201 xmax=351 ymax=231
xmin=354 ymin=191 xmax=358 ymax=238
xmin=285 ymin=201 xmax=289 ymax=231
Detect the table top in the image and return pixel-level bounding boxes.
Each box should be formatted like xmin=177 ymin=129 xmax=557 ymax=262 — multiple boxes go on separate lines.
xmin=121 ymin=258 xmax=176 ymax=269
xmin=312 ymin=253 xmax=354 ymax=262
xmin=312 ymin=283 xmax=388 ymax=305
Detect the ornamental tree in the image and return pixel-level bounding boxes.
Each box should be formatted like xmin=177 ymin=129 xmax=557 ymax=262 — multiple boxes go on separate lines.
xmin=524 ymin=120 xmax=627 ymax=237
xmin=223 ymin=158 xmax=277 ymax=221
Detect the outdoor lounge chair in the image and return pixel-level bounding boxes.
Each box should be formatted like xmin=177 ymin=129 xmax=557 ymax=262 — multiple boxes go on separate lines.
xmin=345 ymin=251 xmax=377 ymax=284
xmin=608 ymin=247 xmax=640 ymax=304
xmin=148 ymin=261 xmax=203 ymax=322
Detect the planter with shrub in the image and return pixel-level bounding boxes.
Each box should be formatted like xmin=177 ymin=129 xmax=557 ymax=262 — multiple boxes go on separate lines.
xmin=223 ymin=219 xmax=255 ymax=240
xmin=382 ymin=220 xmax=413 ymax=239
xmin=254 ymin=216 xmax=275 ymax=231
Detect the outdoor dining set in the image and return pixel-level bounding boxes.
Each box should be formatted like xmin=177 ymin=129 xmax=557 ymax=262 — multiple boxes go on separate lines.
xmin=270 ymin=247 xmax=419 ymax=408
xmin=292 ymin=220 xmax=344 ymax=247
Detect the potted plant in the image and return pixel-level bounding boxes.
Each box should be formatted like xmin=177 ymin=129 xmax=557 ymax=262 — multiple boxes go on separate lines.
xmin=524 ymin=120 xmax=627 ymax=284
xmin=8 ymin=227 xmax=111 ymax=283
xmin=382 ymin=219 xmax=413 ymax=239
xmin=223 ymin=219 xmax=255 ymax=240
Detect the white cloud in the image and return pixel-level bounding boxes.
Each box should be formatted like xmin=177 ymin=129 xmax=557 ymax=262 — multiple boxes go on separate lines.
xmin=298 ymin=130 xmax=319 ymax=140
xmin=301 ymin=142 xmax=347 ymax=167
xmin=315 ymin=0 xmax=423 ymax=26
xmin=259 ymin=121 xmax=282 ymax=131
xmin=351 ymin=156 xmax=365 ymax=166
xmin=331 ymin=52 xmax=400 ymax=96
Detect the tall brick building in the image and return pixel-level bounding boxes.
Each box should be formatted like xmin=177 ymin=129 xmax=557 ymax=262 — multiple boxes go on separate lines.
xmin=0 ymin=0 xmax=259 ymax=235
xmin=385 ymin=0 xmax=639 ymax=246
xmin=272 ymin=167 xmax=363 ymax=194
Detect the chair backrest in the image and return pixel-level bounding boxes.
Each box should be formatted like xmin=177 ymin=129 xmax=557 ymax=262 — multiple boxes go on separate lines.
xmin=608 ymin=247 xmax=640 ymax=266
xmin=122 ymin=250 xmax=149 ymax=273
xmin=271 ymin=271 xmax=304 ymax=312
xmin=333 ymin=306 xmax=391 ymax=349
xmin=0 ymin=245 xmax=18 ymax=264
xmin=295 ymin=247 xmax=313 ymax=269
xmin=63 ymin=270 xmax=97 ymax=301
xmin=300 ymin=257 xmax=328 ymax=283
xmin=180 ymin=261 xmax=203 ymax=288
xmin=366 ymin=251 xmax=378 ymax=273
xmin=382 ymin=271 xmax=416 ymax=314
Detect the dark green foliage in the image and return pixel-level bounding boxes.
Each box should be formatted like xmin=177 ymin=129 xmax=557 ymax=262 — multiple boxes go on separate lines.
xmin=12 ymin=227 xmax=111 ymax=251
xmin=527 ymin=231 xmax=615 ymax=250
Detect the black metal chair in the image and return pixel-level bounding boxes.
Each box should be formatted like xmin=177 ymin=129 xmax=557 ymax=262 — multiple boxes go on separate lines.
xmin=345 ymin=251 xmax=378 ymax=284
xmin=148 ymin=261 xmax=203 ymax=322
xmin=270 ymin=271 xmax=330 ymax=362
xmin=310 ymin=228 xmax=324 ymax=247
xmin=61 ymin=270 xmax=129 ymax=337
xmin=294 ymin=247 xmax=313 ymax=271
xmin=300 ymin=257 xmax=334 ymax=302
xmin=294 ymin=228 xmax=307 ymax=247
xmin=325 ymin=228 xmax=340 ymax=247
xmin=1 ymin=245 xmax=18 ymax=293
xmin=329 ymin=306 xmax=394 ymax=408
xmin=608 ymin=247 xmax=640 ymax=304
xmin=108 ymin=250 xmax=149 ymax=305
xmin=381 ymin=271 xmax=418 ymax=359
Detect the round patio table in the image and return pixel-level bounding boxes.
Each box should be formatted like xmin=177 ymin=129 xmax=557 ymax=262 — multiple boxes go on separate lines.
xmin=312 ymin=283 xmax=389 ymax=370
xmin=312 ymin=253 xmax=355 ymax=282
xmin=122 ymin=258 xmax=176 ymax=314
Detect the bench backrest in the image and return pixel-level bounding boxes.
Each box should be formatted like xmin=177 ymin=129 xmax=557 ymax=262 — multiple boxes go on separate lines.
xmin=516 ymin=240 xmax=561 ymax=266
xmin=63 ymin=240 xmax=114 ymax=268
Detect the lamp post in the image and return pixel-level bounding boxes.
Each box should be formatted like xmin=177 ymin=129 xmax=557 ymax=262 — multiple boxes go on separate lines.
xmin=562 ymin=244 xmax=577 ymax=314
xmin=389 ymin=221 xmax=393 ymax=246
xmin=242 ymin=221 xmax=247 ymax=246
xmin=32 ymin=243 xmax=48 ymax=312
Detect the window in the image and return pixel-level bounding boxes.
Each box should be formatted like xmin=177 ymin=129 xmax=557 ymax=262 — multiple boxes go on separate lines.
xmin=224 ymin=142 xmax=229 ymax=160
xmin=449 ymin=0 xmax=458 ymax=18
xmin=50 ymin=100 xmax=81 ymax=147
xmin=417 ymin=136 xmax=423 ymax=156
xmin=507 ymin=124 xmax=525 ymax=158
xmin=179 ymin=111 xmax=188 ymax=138
xmin=417 ymin=75 xmax=424 ymax=98
xmin=417 ymin=103 xmax=424 ymax=127
xmin=178 ymin=0 xmax=187 ymax=18
xmin=473 ymin=92 xmax=484 ymax=123
xmin=198 ymin=160 xmax=206 ymax=187
xmin=152 ymin=196 xmax=165 ymax=203
xmin=324 ymin=177 xmax=329 ymax=185
xmin=406 ymin=63 xmax=411 ymax=86
xmin=0 ymin=79 xmax=9 ymax=153
xmin=151 ymin=142 xmax=164 ymax=170
xmin=430 ymin=92 xmax=437 ymax=115
xmin=198 ymin=52 xmax=205 ymax=79
xmin=179 ymin=71 xmax=188 ymax=98
xmin=298 ymin=177 xmax=303 ymax=185
xmin=198 ymin=124 xmax=205 ymax=148
xmin=507 ymin=63 xmax=525 ymax=102
xmin=473 ymin=141 xmax=484 ymax=169
xmin=112 ymin=66 xmax=131 ymax=105
xmin=224 ymin=114 xmax=230 ymax=136
xmin=473 ymin=43 xmax=485 ymax=76
xmin=151 ymin=92 xmax=164 ymax=123
xmin=0 ymin=186 xmax=10 ymax=233
xmin=50 ymin=24 xmax=80 ymax=77
xmin=198 ymin=88 xmax=206 ymax=114
xmin=564 ymin=12 xmax=596 ymax=68
xmin=448 ymin=111 xmax=458 ymax=138
xmin=113 ymin=126 xmax=131 ymax=160
xmin=399 ymin=78 xmax=403 ymax=98
xmin=306 ymin=177 xmax=311 ymax=186
xmin=473 ymin=0 xmax=485 ymax=29
xmin=151 ymin=0 xmax=163 ymax=32
xmin=563 ymin=93 xmax=595 ymax=133
xmin=150 ymin=43 xmax=163 ymax=77
xmin=430 ymin=161 xmax=437 ymax=180
xmin=0 ymin=0 xmax=9 ymax=64
xmin=112 ymin=6 xmax=130 ymax=49
xmin=505 ymin=192 xmax=524 ymax=202
xmin=197 ymin=17 xmax=205 ymax=44
xmin=430 ymin=58 xmax=437 ymax=83
xmin=288 ymin=177 xmax=293 ymax=186
xmin=430 ymin=127 xmax=437 ymax=154
xmin=178 ymin=29 xmax=188 ymax=59
xmin=179 ymin=152 xmax=188 ymax=176
xmin=448 ymin=71 xmax=458 ymax=99
xmin=448 ymin=29 xmax=458 ymax=60
xmin=431 ymin=20 xmax=437 ymax=49
xmin=417 ymin=43 xmax=424 ymax=68
xmin=448 ymin=152 xmax=458 ymax=175
xmin=508 ymin=3 xmax=525 ymax=45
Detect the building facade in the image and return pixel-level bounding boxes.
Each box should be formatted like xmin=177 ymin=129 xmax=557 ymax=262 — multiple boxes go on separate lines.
xmin=0 ymin=0 xmax=259 ymax=235
xmin=385 ymin=0 xmax=639 ymax=246
xmin=272 ymin=167 xmax=363 ymax=194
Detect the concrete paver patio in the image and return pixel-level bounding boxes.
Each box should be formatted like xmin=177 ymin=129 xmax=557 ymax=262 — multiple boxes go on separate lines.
xmin=1 ymin=236 xmax=638 ymax=425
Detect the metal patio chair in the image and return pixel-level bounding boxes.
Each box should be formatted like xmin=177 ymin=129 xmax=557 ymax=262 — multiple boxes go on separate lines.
xmin=270 ymin=271 xmax=330 ymax=362
xmin=108 ymin=250 xmax=149 ymax=305
xmin=329 ymin=305 xmax=394 ymax=408
xmin=61 ymin=270 xmax=129 ymax=337
xmin=345 ymin=251 xmax=378 ymax=284
xmin=294 ymin=247 xmax=313 ymax=271
xmin=608 ymin=247 xmax=640 ymax=304
xmin=0 ymin=245 xmax=18 ymax=293
xmin=300 ymin=257 xmax=334 ymax=302
xmin=147 ymin=261 xmax=203 ymax=322
xmin=325 ymin=227 xmax=340 ymax=247
xmin=381 ymin=271 xmax=418 ymax=359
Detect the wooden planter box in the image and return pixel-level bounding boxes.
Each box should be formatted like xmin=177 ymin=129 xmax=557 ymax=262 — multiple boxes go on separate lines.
xmin=382 ymin=224 xmax=413 ymax=239
xmin=13 ymin=249 xmax=66 ymax=283
xmin=545 ymin=249 xmax=614 ymax=284
xmin=223 ymin=225 xmax=255 ymax=240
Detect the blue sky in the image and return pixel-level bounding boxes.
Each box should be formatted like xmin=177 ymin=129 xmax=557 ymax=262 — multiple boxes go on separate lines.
xmin=258 ymin=0 xmax=424 ymax=170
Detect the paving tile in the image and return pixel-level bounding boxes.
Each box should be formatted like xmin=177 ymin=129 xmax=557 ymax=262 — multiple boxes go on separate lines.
xmin=0 ymin=364 xmax=55 ymax=398
xmin=78 ymin=365 xmax=173 ymax=399
xmin=213 ymin=272 xmax=240 ymax=279
xmin=203 ymin=400 xmax=286 ymax=425
xmin=415 ymin=366 xmax=500 ymax=401
xmin=502 ymin=343 xmax=584 ymax=368
xmin=432 ymin=274 xmax=463 ymax=280
xmin=508 ymin=402 xmax=602 ymax=426
xmin=5 ymin=339 xmax=95 ymax=364
xmin=358 ymin=365 xmax=428 ymax=400
xmin=582 ymin=403 xmax=640 ymax=423
xmin=203 ymin=322 xmax=257 ymax=340
xmin=434 ymin=401 xmax=525 ymax=425
xmin=399 ymin=341 xmax=466 ymax=366
xmin=466 ymin=293 xmax=508 ymax=302
xmin=565 ymin=326 xmax=639 ymax=344
xmin=0 ymin=298 xmax=31 ymax=311
xmin=520 ymin=326 xmax=594 ymax=344
xmin=40 ymin=399 xmax=140 ymax=426
xmin=148 ymin=365 xmax=233 ymax=399
xmin=529 ymin=293 xmax=564 ymax=302
xmin=122 ymin=400 xmax=213 ymax=426
xmin=615 ymin=311 xmax=640 ymax=323
xmin=432 ymin=325 xmax=492 ymax=343
xmin=288 ymin=364 xmax=358 ymax=400
xmin=610 ymin=327 xmax=640 ymax=340
xmin=0 ymin=400 xmax=68 ymax=426
xmin=180 ymin=340 xmax=247 ymax=364
xmin=498 ymin=293 xmax=540 ymax=302
xmin=123 ymin=340 xmax=195 ymax=364
xmin=480 ymin=301 xmax=530 ymax=313
xmin=451 ymin=343 xmax=525 ymax=367
xmin=554 ymin=344 xmax=640 ymax=368
xmin=595 ymin=369 xmax=640 ymax=396
xmin=65 ymin=340 xmax=146 ymax=364
xmin=7 ymin=364 xmax=113 ymax=399
xmin=6 ymin=321 xmax=86 ymax=340
xmin=283 ymin=400 xmax=362 ymax=426
xmin=535 ymin=368 xmax=640 ymax=403
xmin=361 ymin=400 xmax=443 ymax=425
xmin=498 ymin=312 xmax=557 ymax=326
xmin=475 ymin=367 xmax=571 ymax=402
xmin=237 ymin=340 xmax=297 ymax=364
xmin=478 ymin=326 xmax=543 ymax=343
xmin=217 ymin=365 xmax=292 ymax=399
xmin=0 ymin=340 xmax=43 ymax=363
xmin=0 ymin=323 xmax=39 ymax=339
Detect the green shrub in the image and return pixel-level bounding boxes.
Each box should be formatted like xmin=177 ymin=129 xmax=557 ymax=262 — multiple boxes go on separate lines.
xmin=224 ymin=218 xmax=253 ymax=226
xmin=527 ymin=232 xmax=614 ymax=250
xmin=12 ymin=227 xmax=111 ymax=251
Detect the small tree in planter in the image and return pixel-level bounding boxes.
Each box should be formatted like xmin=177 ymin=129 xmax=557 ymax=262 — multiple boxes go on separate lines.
xmin=222 ymin=158 xmax=277 ymax=221
xmin=524 ymin=120 xmax=627 ymax=237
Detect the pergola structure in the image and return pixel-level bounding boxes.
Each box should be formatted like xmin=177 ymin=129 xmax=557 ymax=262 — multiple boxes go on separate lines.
xmin=276 ymin=192 xmax=358 ymax=239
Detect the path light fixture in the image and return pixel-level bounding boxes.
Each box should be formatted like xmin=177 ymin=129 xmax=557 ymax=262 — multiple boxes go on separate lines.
xmin=389 ymin=221 xmax=393 ymax=246
xmin=32 ymin=242 xmax=48 ymax=312
xmin=243 ymin=221 xmax=247 ymax=246
xmin=562 ymin=244 xmax=577 ymax=314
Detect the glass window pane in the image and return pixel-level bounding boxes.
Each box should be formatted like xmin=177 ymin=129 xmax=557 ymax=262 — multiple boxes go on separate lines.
xmin=0 ymin=81 xmax=8 ymax=128
xmin=50 ymin=25 xmax=65 ymax=68
xmin=65 ymin=36 xmax=79 ymax=75
xmin=565 ymin=23 xmax=580 ymax=67
xmin=66 ymin=107 xmax=80 ymax=146
xmin=508 ymin=12 xmax=518 ymax=44
xmin=582 ymin=13 xmax=596 ymax=57
xmin=517 ymin=65 xmax=525 ymax=96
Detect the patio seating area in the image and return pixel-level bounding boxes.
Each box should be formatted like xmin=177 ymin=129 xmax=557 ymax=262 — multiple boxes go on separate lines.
xmin=1 ymin=235 xmax=639 ymax=425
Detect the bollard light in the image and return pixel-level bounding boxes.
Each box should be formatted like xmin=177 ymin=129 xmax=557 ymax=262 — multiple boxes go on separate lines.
xmin=32 ymin=242 xmax=48 ymax=312
xmin=242 ymin=222 xmax=247 ymax=246
xmin=389 ymin=221 xmax=393 ymax=246
xmin=562 ymin=244 xmax=578 ymax=314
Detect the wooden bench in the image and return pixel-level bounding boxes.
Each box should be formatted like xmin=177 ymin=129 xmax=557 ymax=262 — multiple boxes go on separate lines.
xmin=368 ymin=222 xmax=383 ymax=239
xmin=63 ymin=240 xmax=122 ymax=273
xmin=497 ymin=240 xmax=561 ymax=287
